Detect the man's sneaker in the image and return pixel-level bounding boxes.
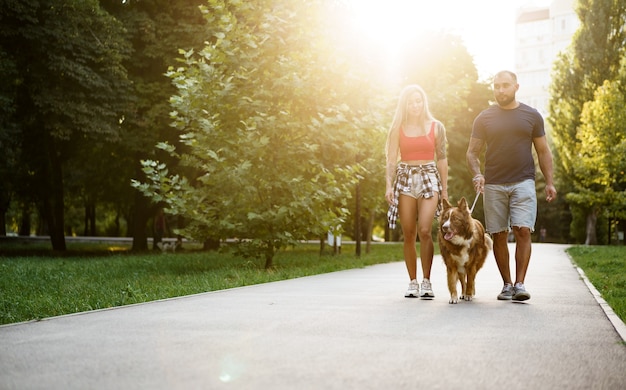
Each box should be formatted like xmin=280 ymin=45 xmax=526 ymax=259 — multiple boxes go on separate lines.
xmin=497 ymin=283 xmax=513 ymax=300
xmin=420 ymin=279 xmax=434 ymax=299
xmin=405 ymin=279 xmax=419 ymax=298
xmin=512 ymin=283 xmax=531 ymax=301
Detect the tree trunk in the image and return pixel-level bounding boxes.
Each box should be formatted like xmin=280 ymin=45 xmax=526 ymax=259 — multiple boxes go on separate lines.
xmin=0 ymin=210 xmax=5 ymax=236
xmin=365 ymin=210 xmax=374 ymax=254
xmin=130 ymin=189 xmax=150 ymax=251
xmin=0 ymin=194 xmax=9 ymax=236
xmin=264 ymin=241 xmax=274 ymax=269
xmin=354 ymin=182 xmax=361 ymax=257
xmin=45 ymin=146 xmax=66 ymax=251
xmin=18 ymin=202 xmax=31 ymax=236
xmin=84 ymin=201 xmax=96 ymax=236
xmin=585 ymin=209 xmax=598 ymax=245
xmin=114 ymin=211 xmax=121 ymax=236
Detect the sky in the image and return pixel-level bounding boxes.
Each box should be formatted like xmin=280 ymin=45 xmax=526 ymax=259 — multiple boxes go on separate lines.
xmin=346 ymin=0 xmax=553 ymax=78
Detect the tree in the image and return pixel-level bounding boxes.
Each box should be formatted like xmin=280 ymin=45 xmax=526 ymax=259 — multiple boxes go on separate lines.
xmin=135 ymin=0 xmax=375 ymax=268
xmin=568 ymin=72 xmax=626 ymax=243
xmin=101 ymin=0 xmax=209 ymax=250
xmin=0 ymin=45 xmax=19 ymax=236
xmin=548 ymin=0 xmax=626 ymax=244
xmin=0 ymin=0 xmax=131 ymax=249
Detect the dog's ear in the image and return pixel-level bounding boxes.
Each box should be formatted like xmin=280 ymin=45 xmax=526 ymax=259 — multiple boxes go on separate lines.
xmin=458 ymin=197 xmax=469 ymax=212
xmin=442 ymin=197 xmax=452 ymax=210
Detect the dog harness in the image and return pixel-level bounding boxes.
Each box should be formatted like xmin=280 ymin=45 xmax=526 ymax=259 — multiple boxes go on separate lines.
xmin=387 ymin=162 xmax=443 ymax=229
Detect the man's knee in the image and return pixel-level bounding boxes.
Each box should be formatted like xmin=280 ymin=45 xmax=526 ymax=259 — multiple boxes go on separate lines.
xmin=512 ymin=226 xmax=531 ymax=238
xmin=492 ymin=231 xmax=508 ymax=241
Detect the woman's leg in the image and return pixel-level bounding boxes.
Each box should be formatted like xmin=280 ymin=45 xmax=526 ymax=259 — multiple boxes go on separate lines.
xmin=398 ymin=194 xmax=418 ymax=280
xmin=416 ymin=194 xmax=439 ymax=279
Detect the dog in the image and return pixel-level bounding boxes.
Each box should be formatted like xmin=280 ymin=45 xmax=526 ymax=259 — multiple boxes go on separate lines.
xmin=437 ymin=197 xmax=493 ymax=304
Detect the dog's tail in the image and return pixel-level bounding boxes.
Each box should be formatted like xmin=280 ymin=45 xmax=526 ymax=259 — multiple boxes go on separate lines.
xmin=484 ymin=234 xmax=493 ymax=250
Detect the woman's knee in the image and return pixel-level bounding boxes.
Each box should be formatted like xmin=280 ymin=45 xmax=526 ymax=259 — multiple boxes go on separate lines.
xmin=401 ymin=224 xmax=417 ymax=242
xmin=417 ymin=226 xmax=432 ymax=241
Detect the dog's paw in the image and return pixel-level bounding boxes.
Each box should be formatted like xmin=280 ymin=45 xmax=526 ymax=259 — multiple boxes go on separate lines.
xmin=462 ymin=295 xmax=473 ymax=302
xmin=449 ymin=297 xmax=458 ymax=304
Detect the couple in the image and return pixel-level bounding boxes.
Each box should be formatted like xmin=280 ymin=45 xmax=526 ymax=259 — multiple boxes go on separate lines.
xmin=384 ymin=70 xmax=558 ymax=302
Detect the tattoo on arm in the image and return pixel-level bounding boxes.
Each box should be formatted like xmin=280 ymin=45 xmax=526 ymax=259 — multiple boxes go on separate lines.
xmin=435 ymin=123 xmax=447 ymax=160
xmin=466 ymin=138 xmax=484 ymax=175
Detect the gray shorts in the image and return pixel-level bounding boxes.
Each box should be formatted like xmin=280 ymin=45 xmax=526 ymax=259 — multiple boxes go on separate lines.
xmin=483 ymin=179 xmax=537 ymax=234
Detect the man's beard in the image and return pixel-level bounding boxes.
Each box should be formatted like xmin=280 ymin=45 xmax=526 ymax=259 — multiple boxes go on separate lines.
xmin=496 ymin=94 xmax=515 ymax=106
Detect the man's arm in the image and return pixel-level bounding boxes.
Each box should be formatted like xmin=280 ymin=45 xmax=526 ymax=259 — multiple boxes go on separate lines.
xmin=466 ymin=137 xmax=485 ymax=193
xmin=533 ymin=135 xmax=557 ymax=202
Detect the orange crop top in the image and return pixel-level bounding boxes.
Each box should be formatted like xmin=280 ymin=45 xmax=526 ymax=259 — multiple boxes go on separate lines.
xmin=399 ymin=121 xmax=436 ymax=161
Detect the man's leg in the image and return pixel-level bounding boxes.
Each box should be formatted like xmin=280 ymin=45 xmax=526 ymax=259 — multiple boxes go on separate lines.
xmin=492 ymin=231 xmax=512 ymax=285
xmin=512 ymin=226 xmax=532 ymax=284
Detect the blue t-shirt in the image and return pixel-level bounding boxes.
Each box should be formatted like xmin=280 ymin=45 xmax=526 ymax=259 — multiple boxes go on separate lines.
xmin=471 ymin=103 xmax=545 ymax=184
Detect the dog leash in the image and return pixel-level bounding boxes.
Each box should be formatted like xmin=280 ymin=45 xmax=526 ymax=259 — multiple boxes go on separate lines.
xmin=469 ymin=191 xmax=481 ymax=214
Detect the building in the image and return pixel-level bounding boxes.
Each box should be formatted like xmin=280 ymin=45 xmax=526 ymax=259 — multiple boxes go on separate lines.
xmin=515 ymin=0 xmax=579 ymax=118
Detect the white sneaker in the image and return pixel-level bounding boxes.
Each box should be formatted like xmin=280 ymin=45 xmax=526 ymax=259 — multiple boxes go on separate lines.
xmin=405 ymin=279 xmax=419 ymax=298
xmin=512 ymin=282 xmax=531 ymax=301
xmin=420 ymin=278 xmax=434 ymax=299
xmin=497 ymin=283 xmax=514 ymax=300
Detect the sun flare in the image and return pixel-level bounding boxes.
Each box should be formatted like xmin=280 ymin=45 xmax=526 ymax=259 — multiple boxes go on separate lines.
xmin=336 ymin=0 xmax=554 ymax=79
xmin=344 ymin=1 xmax=437 ymax=73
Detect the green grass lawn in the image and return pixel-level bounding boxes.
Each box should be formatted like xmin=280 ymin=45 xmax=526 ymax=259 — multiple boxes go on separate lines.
xmin=0 ymin=240 xmax=404 ymax=325
xmin=566 ymin=245 xmax=626 ymax=326
xmin=1 ymin=240 xmax=624 ymax=326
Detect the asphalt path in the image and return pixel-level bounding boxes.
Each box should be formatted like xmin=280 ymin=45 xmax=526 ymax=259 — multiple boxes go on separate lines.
xmin=1 ymin=243 xmax=625 ymax=389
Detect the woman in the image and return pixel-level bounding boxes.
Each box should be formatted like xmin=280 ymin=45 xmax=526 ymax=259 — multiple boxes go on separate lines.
xmin=385 ymin=85 xmax=448 ymax=298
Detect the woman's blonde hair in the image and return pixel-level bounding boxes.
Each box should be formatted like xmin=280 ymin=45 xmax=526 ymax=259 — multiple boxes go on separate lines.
xmin=386 ymin=84 xmax=436 ymax=161
xmin=389 ymin=84 xmax=435 ymax=131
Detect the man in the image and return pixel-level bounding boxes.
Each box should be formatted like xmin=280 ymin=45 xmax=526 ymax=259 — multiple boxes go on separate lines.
xmin=466 ymin=70 xmax=557 ymax=302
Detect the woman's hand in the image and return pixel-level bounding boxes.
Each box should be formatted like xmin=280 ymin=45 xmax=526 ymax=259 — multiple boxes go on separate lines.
xmin=385 ymin=188 xmax=394 ymax=206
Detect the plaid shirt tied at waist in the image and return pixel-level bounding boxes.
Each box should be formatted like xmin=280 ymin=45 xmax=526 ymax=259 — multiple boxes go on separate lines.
xmin=387 ymin=162 xmax=443 ymax=229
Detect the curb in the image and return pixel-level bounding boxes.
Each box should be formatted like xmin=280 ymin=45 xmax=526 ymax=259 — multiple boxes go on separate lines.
xmin=575 ymin=265 xmax=626 ymax=343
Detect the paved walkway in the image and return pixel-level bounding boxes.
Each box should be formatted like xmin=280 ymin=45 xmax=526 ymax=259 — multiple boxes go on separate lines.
xmin=1 ymin=244 xmax=625 ymax=389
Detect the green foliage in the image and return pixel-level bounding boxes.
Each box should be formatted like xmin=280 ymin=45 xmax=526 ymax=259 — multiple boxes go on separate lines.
xmin=548 ymin=0 xmax=626 ymax=243
xmin=134 ymin=0 xmax=389 ymax=266
xmin=99 ymin=0 xmax=210 ymax=250
xmin=1 ymin=0 xmax=491 ymax=254
xmin=572 ymin=77 xmax=626 ymax=219
xmin=1 ymin=0 xmax=132 ymax=140
xmin=0 ymin=0 xmax=133 ymax=247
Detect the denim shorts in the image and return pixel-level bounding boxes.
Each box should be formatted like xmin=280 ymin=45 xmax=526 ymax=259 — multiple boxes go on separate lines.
xmin=483 ymin=179 xmax=537 ymax=234
xmin=400 ymin=170 xmax=440 ymax=199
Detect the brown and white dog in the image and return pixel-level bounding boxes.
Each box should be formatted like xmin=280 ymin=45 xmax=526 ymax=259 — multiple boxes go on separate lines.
xmin=437 ymin=197 xmax=493 ymax=304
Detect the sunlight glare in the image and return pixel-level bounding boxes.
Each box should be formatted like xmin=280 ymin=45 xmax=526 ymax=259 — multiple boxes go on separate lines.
xmin=346 ymin=1 xmax=435 ymax=70
xmin=338 ymin=0 xmax=555 ymax=79
xmin=341 ymin=0 xmax=466 ymax=84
